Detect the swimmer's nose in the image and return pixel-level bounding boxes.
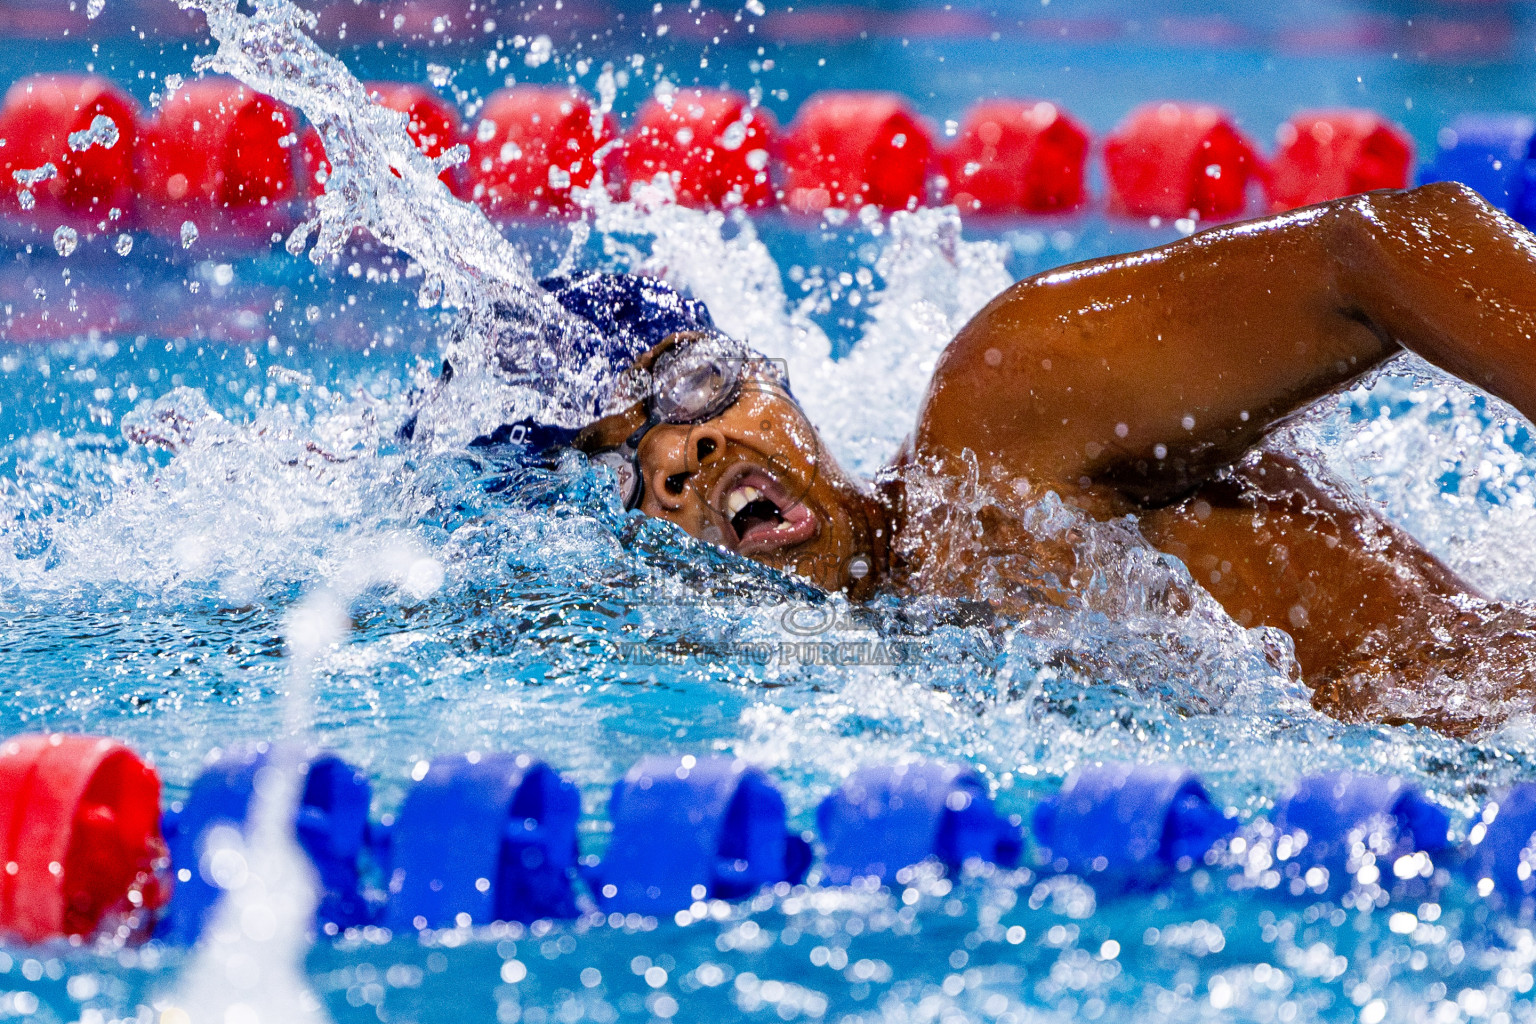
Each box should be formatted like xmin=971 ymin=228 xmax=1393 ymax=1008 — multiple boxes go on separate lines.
xmin=645 ymin=424 xmax=725 ymax=511
xmin=688 ymin=425 xmax=726 ymax=470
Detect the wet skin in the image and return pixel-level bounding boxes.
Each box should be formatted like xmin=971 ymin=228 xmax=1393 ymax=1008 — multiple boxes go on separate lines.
xmin=582 ymin=182 xmax=1536 ymax=732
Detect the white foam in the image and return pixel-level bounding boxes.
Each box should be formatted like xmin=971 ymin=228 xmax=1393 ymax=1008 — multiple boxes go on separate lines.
xmin=577 ymin=188 xmax=1010 ymax=474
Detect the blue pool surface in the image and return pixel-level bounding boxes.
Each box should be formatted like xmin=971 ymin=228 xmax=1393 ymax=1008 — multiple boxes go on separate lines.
xmin=6 ymin=1 xmax=1536 ymax=1021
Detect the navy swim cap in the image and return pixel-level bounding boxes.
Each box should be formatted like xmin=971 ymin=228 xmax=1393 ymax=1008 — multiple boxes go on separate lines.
xmin=538 ymin=271 xmax=720 ymax=371
xmin=424 ymin=272 xmax=731 ymax=451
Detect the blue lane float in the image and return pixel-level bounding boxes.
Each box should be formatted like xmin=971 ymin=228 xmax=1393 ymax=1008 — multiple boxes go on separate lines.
xmin=381 ymin=752 xmax=580 ymax=930
xmin=1466 ymin=783 xmax=1536 ymax=908
xmin=156 ymin=745 xmax=372 ymax=943
xmin=1418 ymin=113 xmax=1536 ymax=227
xmin=22 ymin=725 xmax=1536 ymax=947
xmin=586 ymin=755 xmax=811 ymax=914
xmin=1271 ymin=772 xmax=1451 ymax=894
xmin=1030 ymin=763 xmax=1236 ymax=886
xmin=816 ymin=762 xmax=1022 ymax=885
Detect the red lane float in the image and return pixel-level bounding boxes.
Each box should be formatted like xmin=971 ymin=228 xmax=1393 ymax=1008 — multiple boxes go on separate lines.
xmin=0 ymin=734 xmax=167 ymax=943
xmin=135 ymin=77 xmax=299 ymax=239
xmin=943 ymin=99 xmax=1089 ymax=215
xmin=1103 ymin=102 xmax=1261 ymax=221
xmin=621 ymin=89 xmax=776 ymax=209
xmin=301 ymin=81 xmax=462 ymax=196
xmin=1266 ymin=109 xmax=1413 ymax=211
xmin=463 ymin=86 xmax=617 ymax=217
xmin=0 ymin=75 xmax=139 ymax=229
xmin=782 ymin=92 xmax=934 ymax=214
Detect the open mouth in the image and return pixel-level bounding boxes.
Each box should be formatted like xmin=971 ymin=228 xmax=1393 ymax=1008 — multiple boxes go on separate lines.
xmin=713 ymin=464 xmax=819 ymax=555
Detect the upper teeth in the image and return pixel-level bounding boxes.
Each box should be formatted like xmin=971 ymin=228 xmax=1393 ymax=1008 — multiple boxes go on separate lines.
xmin=726 ymin=486 xmax=761 ymax=516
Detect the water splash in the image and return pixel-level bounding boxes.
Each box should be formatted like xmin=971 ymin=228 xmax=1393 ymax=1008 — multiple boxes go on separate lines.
xmin=3 ymin=182 xmax=1536 ymax=1021
xmin=161 ymin=540 xmax=442 ymax=1024
xmin=178 ymin=0 xmax=630 ymax=443
xmin=160 ymin=758 xmax=330 ymax=1024
xmin=575 ymin=188 xmax=1008 ymax=474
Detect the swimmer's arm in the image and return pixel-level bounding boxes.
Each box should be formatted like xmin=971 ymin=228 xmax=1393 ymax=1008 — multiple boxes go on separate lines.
xmin=912 ymin=181 xmax=1536 ymax=508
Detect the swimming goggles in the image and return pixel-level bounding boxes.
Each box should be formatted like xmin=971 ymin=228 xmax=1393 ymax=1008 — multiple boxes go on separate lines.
xmin=590 ymin=331 xmax=790 ymax=511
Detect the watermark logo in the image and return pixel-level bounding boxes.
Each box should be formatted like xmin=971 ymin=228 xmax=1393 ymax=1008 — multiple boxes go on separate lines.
xmin=613 ymin=638 xmax=923 ymax=668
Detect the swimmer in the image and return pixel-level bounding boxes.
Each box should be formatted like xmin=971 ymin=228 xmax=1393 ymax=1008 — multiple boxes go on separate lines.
xmin=450 ymin=181 xmax=1536 ymax=734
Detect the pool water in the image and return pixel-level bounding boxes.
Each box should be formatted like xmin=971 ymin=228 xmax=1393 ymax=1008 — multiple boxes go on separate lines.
xmin=6 ymin=1 xmax=1536 ymax=1022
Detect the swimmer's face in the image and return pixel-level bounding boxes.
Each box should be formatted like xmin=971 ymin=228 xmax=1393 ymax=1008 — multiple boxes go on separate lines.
xmin=578 ymin=353 xmax=882 ymax=595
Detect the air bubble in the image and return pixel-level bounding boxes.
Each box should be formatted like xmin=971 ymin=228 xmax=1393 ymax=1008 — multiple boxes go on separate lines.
xmin=180 ymin=220 xmax=199 ymax=249
xmin=115 ymin=233 xmax=133 ymax=256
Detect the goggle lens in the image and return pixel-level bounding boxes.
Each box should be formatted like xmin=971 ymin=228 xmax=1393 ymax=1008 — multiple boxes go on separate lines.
xmin=650 ymin=338 xmax=745 ymax=424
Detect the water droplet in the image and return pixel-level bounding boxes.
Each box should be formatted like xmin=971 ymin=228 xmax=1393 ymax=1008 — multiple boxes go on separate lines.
xmin=164 ymin=73 xmax=183 ymax=92
xmin=16 ymin=190 xmax=34 ymax=211
xmin=524 ymin=34 xmax=552 ymax=68
xmin=719 ymin=121 xmax=748 ymax=151
xmin=67 ymin=114 xmax=119 ymax=152
xmin=84 ymin=0 xmax=104 ymax=18
xmin=52 ymin=226 xmax=78 ymax=257
xmin=417 ymin=275 xmax=444 ymax=309
xmin=114 ymin=233 xmax=133 ymax=256
xmin=180 ymin=220 xmax=199 ymax=249
xmin=11 ymin=162 xmax=57 ymax=188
